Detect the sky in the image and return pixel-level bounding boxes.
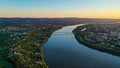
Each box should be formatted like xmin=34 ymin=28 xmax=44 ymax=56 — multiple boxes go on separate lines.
xmin=0 ymin=0 xmax=120 ymax=18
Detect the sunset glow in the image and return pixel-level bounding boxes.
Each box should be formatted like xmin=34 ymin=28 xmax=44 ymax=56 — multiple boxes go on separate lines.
xmin=0 ymin=0 xmax=120 ymax=18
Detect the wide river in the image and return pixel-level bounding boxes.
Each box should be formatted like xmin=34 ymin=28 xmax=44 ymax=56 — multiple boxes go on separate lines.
xmin=44 ymin=24 xmax=120 ymax=68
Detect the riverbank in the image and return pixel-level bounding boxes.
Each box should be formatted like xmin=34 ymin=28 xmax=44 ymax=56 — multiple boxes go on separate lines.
xmin=73 ymin=24 xmax=120 ymax=57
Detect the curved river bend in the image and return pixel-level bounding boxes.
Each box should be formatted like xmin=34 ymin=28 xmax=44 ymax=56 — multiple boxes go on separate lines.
xmin=44 ymin=24 xmax=120 ymax=68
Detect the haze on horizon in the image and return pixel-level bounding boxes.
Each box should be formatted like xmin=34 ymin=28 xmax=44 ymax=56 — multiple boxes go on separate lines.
xmin=0 ymin=0 xmax=120 ymax=19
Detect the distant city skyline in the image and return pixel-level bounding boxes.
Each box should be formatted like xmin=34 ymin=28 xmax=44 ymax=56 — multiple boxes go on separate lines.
xmin=0 ymin=0 xmax=120 ymax=18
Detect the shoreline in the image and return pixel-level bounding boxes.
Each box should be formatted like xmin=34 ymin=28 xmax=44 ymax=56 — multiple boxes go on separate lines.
xmin=73 ymin=25 xmax=120 ymax=57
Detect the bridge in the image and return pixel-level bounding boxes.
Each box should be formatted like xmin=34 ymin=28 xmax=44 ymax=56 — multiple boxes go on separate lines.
xmin=40 ymin=32 xmax=73 ymax=35
xmin=53 ymin=32 xmax=73 ymax=35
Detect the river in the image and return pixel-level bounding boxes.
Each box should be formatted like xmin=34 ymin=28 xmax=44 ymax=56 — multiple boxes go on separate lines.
xmin=44 ymin=24 xmax=120 ymax=68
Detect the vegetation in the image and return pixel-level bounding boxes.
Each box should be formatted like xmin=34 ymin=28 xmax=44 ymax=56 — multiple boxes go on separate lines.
xmin=1 ymin=18 xmax=120 ymax=68
xmin=0 ymin=18 xmax=88 ymax=68
xmin=0 ymin=27 xmax=58 ymax=68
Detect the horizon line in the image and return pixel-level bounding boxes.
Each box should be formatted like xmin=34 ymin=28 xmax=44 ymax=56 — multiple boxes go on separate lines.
xmin=0 ymin=17 xmax=120 ymax=19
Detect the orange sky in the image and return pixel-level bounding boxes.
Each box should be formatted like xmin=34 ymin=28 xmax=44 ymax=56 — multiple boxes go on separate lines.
xmin=0 ymin=0 xmax=120 ymax=19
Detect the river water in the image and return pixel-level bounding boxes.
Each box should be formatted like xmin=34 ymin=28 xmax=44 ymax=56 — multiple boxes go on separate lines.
xmin=44 ymin=24 xmax=120 ymax=68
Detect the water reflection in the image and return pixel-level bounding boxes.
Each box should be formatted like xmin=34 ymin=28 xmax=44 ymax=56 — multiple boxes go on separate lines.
xmin=44 ymin=24 xmax=120 ymax=68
